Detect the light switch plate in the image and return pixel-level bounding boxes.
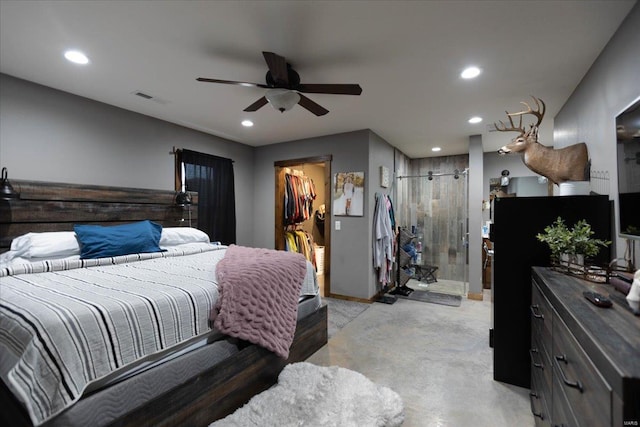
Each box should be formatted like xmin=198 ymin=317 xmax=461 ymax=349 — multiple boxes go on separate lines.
xmin=335 ymin=221 xmax=341 ymax=230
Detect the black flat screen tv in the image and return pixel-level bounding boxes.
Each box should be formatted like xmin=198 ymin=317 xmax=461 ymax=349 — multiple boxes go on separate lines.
xmin=616 ymin=96 xmax=640 ymax=240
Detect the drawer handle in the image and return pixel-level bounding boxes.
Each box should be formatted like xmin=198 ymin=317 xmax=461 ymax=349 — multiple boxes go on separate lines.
xmin=554 ymin=355 xmax=584 ymax=393
xmin=530 ymin=304 xmax=544 ymax=319
xmin=528 ymin=391 xmax=544 ymax=420
xmin=529 ymin=348 xmax=544 ymax=369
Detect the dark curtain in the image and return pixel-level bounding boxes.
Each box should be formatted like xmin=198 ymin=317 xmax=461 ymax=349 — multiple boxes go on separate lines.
xmin=178 ymin=149 xmax=236 ymax=245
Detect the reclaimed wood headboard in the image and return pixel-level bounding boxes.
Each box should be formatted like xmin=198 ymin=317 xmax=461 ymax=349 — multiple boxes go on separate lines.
xmin=0 ymin=180 xmax=198 ymax=253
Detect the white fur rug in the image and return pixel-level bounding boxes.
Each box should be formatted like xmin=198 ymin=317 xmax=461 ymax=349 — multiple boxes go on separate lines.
xmin=210 ymin=362 xmax=405 ymax=427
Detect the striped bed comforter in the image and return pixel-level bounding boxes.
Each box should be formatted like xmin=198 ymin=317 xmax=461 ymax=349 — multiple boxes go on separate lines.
xmin=0 ymin=244 xmax=228 ymax=426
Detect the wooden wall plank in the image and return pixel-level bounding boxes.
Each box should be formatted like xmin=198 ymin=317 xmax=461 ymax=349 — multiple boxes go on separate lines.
xmin=9 ymin=180 xmax=198 ymax=204
xmin=0 ymin=180 xmax=199 ymax=252
xmin=1 ymin=201 xmax=195 ymax=223
xmin=410 ymin=155 xmax=469 ymax=282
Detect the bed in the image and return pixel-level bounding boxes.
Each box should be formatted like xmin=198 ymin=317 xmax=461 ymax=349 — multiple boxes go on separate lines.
xmin=0 ymin=180 xmax=328 ymax=427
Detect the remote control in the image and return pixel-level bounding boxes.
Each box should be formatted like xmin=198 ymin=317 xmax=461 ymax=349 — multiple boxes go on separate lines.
xmin=583 ymin=291 xmax=613 ymax=308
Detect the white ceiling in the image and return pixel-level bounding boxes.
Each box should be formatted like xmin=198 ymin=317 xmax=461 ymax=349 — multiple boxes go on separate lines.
xmin=0 ymin=1 xmax=635 ymax=158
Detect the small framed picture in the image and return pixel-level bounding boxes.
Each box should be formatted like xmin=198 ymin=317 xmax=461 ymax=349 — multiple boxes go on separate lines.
xmin=333 ymin=171 xmax=364 ymax=216
xmin=380 ymin=166 xmax=390 ymax=188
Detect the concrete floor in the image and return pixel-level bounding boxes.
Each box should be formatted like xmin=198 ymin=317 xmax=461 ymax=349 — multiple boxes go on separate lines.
xmin=306 ymin=290 xmax=535 ymax=427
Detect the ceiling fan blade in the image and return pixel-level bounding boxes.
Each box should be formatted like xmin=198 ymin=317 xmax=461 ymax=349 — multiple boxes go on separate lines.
xmin=296 ymin=83 xmax=362 ymax=95
xmin=298 ymin=94 xmax=329 ymax=116
xmin=243 ymin=96 xmax=269 ymax=112
xmin=196 ymin=77 xmax=269 ymax=88
xmin=262 ymin=52 xmax=289 ymax=86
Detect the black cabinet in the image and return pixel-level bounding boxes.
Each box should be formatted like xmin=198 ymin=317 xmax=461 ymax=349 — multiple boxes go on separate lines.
xmin=491 ymin=195 xmax=611 ymax=388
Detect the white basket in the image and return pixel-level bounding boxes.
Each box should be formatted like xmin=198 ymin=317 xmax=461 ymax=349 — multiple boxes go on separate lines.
xmin=315 ymin=246 xmax=325 ymax=275
xmin=559 ymin=181 xmax=590 ymax=196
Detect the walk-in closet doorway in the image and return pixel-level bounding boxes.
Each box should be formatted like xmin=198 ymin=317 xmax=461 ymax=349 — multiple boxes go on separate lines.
xmin=274 ymin=156 xmax=331 ymax=296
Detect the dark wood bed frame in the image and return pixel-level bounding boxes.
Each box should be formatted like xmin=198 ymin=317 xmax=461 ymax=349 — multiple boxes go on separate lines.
xmin=0 ymin=180 xmax=200 ymax=252
xmin=0 ymin=180 xmax=328 ymax=426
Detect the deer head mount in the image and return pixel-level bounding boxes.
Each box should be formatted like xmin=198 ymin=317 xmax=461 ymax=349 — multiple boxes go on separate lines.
xmin=495 ymin=96 xmax=545 ymax=154
xmin=494 ymin=96 xmax=590 ymax=186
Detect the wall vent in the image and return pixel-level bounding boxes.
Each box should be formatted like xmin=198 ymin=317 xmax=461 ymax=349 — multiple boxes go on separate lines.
xmin=131 ymin=90 xmax=168 ymax=105
xmin=134 ymin=91 xmax=153 ymax=100
xmin=486 ymin=123 xmax=498 ymax=132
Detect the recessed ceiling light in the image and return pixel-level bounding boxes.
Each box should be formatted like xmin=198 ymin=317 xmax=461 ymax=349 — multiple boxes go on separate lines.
xmin=432 ymin=147 xmax=442 ymax=152
xmin=468 ymin=116 xmax=483 ymax=124
xmin=241 ymin=120 xmax=254 ymax=127
xmin=461 ymin=66 xmax=481 ymax=79
xmin=64 ymin=50 xmax=89 ymax=65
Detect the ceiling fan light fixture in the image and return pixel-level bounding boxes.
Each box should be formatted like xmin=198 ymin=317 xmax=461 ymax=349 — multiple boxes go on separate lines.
xmin=265 ymin=89 xmax=300 ymax=113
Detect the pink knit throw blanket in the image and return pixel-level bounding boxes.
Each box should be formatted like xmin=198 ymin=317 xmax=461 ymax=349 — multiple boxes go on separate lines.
xmin=212 ymin=245 xmax=307 ymax=358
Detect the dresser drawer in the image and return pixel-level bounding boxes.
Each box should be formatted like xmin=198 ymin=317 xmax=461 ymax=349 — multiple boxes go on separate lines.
xmin=530 ymin=372 xmax=551 ymax=427
xmin=531 ymin=283 xmax=552 ymax=355
xmin=552 ymin=374 xmax=579 ymax=427
xmin=531 ymin=333 xmax=552 ymax=405
xmin=553 ymin=315 xmax=612 ymax=427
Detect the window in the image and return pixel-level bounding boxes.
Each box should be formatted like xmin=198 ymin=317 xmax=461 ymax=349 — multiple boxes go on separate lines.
xmin=176 ymin=149 xmax=236 ymax=244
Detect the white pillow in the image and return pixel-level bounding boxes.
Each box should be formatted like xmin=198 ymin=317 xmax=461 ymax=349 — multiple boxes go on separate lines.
xmin=8 ymin=231 xmax=81 ymax=259
xmin=160 ymin=227 xmax=210 ymax=247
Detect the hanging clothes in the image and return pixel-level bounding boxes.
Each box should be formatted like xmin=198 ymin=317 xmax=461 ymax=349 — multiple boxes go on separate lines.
xmin=284 ymin=172 xmax=317 ymax=225
xmin=284 ymin=229 xmax=316 ymax=267
xmin=373 ymin=193 xmax=395 ymax=287
xmin=282 ymin=170 xmax=317 ymax=267
xmin=314 ymin=204 xmax=326 ymax=238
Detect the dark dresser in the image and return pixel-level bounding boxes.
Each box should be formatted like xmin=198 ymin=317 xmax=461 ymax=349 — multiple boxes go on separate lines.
xmin=530 ymin=267 xmax=640 ymax=427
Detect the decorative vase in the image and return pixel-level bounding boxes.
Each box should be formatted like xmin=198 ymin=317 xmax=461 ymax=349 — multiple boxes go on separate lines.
xmin=559 ymin=253 xmax=585 ymax=274
xmin=559 ymin=253 xmax=584 ymax=265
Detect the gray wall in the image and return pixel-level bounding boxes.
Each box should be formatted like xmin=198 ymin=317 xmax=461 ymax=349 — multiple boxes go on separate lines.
xmin=482 ymin=151 xmax=539 ymax=223
xmin=554 ymin=3 xmax=640 ymax=267
xmin=483 ymin=153 xmax=538 ymax=198
xmin=0 ymin=74 xmax=399 ymax=300
xmin=468 ymin=135 xmax=483 ymax=297
xmin=253 ymin=129 xmax=398 ymax=300
xmin=368 ymin=131 xmax=397 ymax=297
xmin=0 ymin=74 xmax=256 ymax=245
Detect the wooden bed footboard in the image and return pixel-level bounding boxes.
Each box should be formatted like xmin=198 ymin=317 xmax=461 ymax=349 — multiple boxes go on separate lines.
xmin=0 ymin=305 xmax=328 ymax=427
xmin=113 ymin=303 xmax=328 ymax=427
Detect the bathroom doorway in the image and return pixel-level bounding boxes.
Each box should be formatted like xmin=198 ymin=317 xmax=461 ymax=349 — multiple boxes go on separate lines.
xmin=396 ymin=155 xmax=469 ymax=296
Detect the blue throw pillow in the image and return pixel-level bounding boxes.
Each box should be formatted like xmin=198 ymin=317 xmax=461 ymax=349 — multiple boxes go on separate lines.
xmin=74 ymin=220 xmax=163 ymax=259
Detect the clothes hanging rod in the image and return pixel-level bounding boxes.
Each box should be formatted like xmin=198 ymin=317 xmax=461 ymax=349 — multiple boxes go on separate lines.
xmin=397 ymin=168 xmax=468 ymax=180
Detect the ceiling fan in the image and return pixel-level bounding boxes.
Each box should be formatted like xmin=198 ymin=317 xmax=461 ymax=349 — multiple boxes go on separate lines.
xmin=197 ymin=51 xmax=362 ymax=116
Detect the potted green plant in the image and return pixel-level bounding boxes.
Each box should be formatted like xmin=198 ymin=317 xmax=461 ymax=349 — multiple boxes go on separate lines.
xmin=536 ymin=217 xmax=573 ymax=263
xmin=570 ymin=219 xmax=611 ymax=260
xmin=536 ymin=217 xmax=611 ymax=267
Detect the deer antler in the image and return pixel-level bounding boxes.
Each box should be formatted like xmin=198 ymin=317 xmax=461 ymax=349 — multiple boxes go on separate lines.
xmin=506 ymin=96 xmax=546 ymax=127
xmin=494 ymin=111 xmax=525 ymax=135
xmin=494 ymin=96 xmax=546 ymax=135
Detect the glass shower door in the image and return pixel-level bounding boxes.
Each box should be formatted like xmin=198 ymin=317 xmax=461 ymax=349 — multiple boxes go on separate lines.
xmin=401 ymin=162 xmax=469 ymax=295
